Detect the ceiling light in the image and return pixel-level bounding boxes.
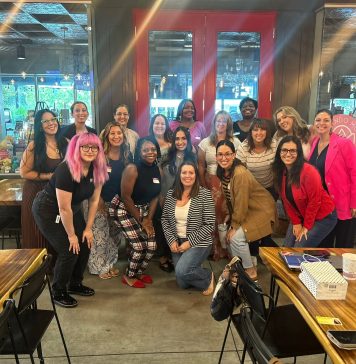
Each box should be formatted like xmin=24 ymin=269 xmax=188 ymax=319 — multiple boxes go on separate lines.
xmin=17 ymin=45 xmax=26 ymax=60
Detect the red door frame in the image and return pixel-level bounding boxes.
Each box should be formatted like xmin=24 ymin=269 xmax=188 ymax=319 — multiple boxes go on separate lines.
xmin=134 ymin=9 xmax=275 ymax=136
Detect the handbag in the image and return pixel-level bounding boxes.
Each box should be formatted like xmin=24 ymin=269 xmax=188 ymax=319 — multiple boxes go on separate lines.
xmin=210 ymin=257 xmax=242 ymax=321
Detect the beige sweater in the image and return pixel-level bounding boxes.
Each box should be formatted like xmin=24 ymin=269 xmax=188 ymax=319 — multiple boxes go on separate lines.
xmin=228 ymin=164 xmax=277 ymax=242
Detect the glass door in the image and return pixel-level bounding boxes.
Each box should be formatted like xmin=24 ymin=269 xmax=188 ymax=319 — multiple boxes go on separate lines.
xmin=134 ymin=10 xmax=275 ymax=135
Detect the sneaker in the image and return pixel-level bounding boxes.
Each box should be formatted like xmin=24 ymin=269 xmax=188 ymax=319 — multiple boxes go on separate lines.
xmin=68 ymin=284 xmax=95 ymax=296
xmin=53 ymin=292 xmax=78 ymax=308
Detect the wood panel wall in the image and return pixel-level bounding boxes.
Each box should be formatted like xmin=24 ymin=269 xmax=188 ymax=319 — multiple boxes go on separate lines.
xmin=92 ymin=0 xmax=335 ymax=131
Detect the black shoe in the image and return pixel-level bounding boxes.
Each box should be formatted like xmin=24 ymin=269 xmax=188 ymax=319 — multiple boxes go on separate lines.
xmin=159 ymin=260 xmax=174 ymax=273
xmin=53 ymin=292 xmax=78 ymax=308
xmin=68 ymin=284 xmax=95 ymax=296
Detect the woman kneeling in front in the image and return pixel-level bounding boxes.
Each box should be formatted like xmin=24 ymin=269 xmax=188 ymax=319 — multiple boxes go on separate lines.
xmin=162 ymin=161 xmax=215 ymax=295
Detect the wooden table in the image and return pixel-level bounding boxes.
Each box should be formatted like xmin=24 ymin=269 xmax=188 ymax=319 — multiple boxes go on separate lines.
xmin=0 ymin=178 xmax=24 ymax=206
xmin=260 ymin=247 xmax=356 ymax=364
xmin=0 ymin=249 xmax=46 ymax=309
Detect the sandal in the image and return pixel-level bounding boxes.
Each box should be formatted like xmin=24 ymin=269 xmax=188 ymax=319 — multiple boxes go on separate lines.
xmin=99 ymin=272 xmax=112 ymax=280
xmin=109 ymin=267 xmax=119 ymax=277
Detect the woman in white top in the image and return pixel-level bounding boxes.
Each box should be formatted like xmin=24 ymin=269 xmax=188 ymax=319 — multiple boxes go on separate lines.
xmin=236 ymin=118 xmax=278 ymax=200
xmin=198 ymin=110 xmax=241 ymax=260
xmin=273 ymin=106 xmax=311 ymax=158
xmin=162 ymin=161 xmax=215 ymax=295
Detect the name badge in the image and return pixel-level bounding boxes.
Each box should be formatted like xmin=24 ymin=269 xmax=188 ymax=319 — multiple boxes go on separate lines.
xmin=90 ymin=178 xmax=93 ymax=183
xmin=227 ymin=183 xmax=230 ymax=190
xmin=153 ymin=178 xmax=160 ymax=184
xmin=195 ymin=136 xmax=201 ymax=140
xmin=55 ymin=215 xmax=61 ymax=223
xmin=107 ymin=166 xmax=112 ymax=173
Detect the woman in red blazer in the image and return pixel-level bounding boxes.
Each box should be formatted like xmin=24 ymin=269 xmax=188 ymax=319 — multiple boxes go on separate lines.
xmin=273 ymin=136 xmax=337 ymax=247
xmin=308 ymin=109 xmax=356 ymax=248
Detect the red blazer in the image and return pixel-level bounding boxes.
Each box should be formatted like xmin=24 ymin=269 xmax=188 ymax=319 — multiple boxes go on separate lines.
xmin=280 ymin=163 xmax=335 ymax=230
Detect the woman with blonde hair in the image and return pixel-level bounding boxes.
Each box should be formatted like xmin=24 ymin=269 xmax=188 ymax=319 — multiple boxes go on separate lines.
xmin=273 ymin=106 xmax=311 ymax=157
xmin=198 ymin=110 xmax=241 ymax=259
xmin=87 ymin=122 xmax=132 ymax=279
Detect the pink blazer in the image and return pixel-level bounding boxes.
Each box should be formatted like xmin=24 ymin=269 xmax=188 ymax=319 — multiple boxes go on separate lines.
xmin=308 ymin=133 xmax=356 ymax=220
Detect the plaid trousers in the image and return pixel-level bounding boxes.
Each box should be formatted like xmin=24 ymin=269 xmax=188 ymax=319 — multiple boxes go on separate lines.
xmin=111 ymin=198 xmax=156 ymax=277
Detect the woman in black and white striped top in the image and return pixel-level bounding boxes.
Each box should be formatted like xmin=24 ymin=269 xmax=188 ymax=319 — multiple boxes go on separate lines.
xmin=162 ymin=160 xmax=216 ymax=295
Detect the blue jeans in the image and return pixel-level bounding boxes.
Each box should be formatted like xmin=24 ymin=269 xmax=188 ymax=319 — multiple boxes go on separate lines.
xmin=285 ymin=210 xmax=337 ymax=248
xmin=172 ymin=245 xmax=212 ymax=291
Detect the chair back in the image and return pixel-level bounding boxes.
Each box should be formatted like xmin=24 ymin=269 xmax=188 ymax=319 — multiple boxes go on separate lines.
xmin=0 ymin=299 xmax=15 ymax=350
xmin=240 ymin=306 xmax=280 ymax=364
xmin=11 ymin=255 xmax=52 ymax=314
xmin=234 ymin=260 xmax=270 ymax=320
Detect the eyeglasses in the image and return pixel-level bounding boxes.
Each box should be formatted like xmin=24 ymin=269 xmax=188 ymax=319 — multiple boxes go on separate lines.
xmin=81 ymin=145 xmax=99 ymax=152
xmin=216 ymin=152 xmax=235 ymax=159
xmin=280 ymin=148 xmax=297 ymax=156
xmin=41 ymin=117 xmax=57 ymax=124
xmin=115 ymin=113 xmax=129 ymax=117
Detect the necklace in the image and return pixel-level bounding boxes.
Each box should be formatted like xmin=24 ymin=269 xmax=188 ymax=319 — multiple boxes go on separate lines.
xmin=46 ymin=142 xmax=59 ymax=154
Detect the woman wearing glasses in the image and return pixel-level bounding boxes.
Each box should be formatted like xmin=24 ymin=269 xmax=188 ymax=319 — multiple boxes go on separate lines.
xmin=20 ymin=109 xmax=67 ymax=249
xmin=32 ymin=133 xmax=108 ymax=308
xmin=113 ymin=104 xmax=139 ymax=155
xmin=169 ymin=99 xmax=206 ymax=149
xmin=198 ymin=110 xmax=241 ymax=260
xmin=273 ymin=135 xmax=337 ymax=247
xmin=308 ymin=109 xmax=356 ymax=248
xmin=110 ymin=137 xmax=161 ymax=288
xmin=216 ymin=140 xmax=276 ymax=281
xmin=60 ymin=101 xmax=96 ymax=140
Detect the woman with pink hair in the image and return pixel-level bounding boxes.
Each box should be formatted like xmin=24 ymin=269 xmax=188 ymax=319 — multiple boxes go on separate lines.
xmin=32 ymin=133 xmax=108 ymax=308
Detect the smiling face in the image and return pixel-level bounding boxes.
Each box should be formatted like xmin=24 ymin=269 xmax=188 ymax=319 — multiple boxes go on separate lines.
xmin=72 ymin=103 xmax=89 ymax=125
xmin=180 ymin=164 xmax=196 ymax=189
xmin=140 ymin=141 xmax=157 ymax=165
xmin=182 ymin=101 xmax=195 ymax=121
xmin=175 ymin=130 xmax=188 ymax=151
xmin=152 ymin=115 xmax=166 ymax=137
xmin=240 ymin=101 xmax=257 ymax=120
xmin=41 ymin=112 xmax=58 ymax=136
xmin=276 ymin=112 xmax=294 ymax=134
xmin=314 ymin=111 xmax=332 ymax=136
xmin=251 ymin=126 xmax=267 ymax=145
xmin=80 ymin=144 xmax=99 ymax=164
xmin=216 ymin=144 xmax=236 ymax=170
xmin=114 ymin=106 xmax=129 ymax=128
xmin=280 ymin=141 xmax=298 ymax=168
xmin=108 ymin=125 xmax=124 ymax=148
xmin=215 ymin=114 xmax=228 ymax=134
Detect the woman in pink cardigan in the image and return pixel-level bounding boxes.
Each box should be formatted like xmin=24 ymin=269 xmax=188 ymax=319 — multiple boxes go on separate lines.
xmin=308 ymin=109 xmax=356 ymax=248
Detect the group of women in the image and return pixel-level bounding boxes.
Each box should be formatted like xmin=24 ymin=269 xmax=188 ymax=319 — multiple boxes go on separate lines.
xmin=19 ymin=97 xmax=355 ymax=308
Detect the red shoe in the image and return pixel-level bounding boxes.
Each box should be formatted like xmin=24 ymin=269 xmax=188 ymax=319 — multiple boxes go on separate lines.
xmin=121 ymin=275 xmax=145 ymax=288
xmin=138 ymin=274 xmax=153 ymax=284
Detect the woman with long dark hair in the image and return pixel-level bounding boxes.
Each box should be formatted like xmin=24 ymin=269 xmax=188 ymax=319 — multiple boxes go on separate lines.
xmin=148 ymin=113 xmax=172 ymax=163
xmin=158 ymin=126 xmax=196 ymax=272
xmin=273 ymin=135 xmax=337 ymax=247
xmin=20 ymin=109 xmax=67 ymax=249
xmin=32 ymin=133 xmax=108 ymax=307
xmin=169 ymin=99 xmax=206 ymax=149
xmin=308 ymin=109 xmax=356 ymax=247
xmin=216 ymin=140 xmax=276 ymax=280
xmin=87 ymin=122 xmax=132 ymax=279
xmin=162 ymin=160 xmax=215 ymax=295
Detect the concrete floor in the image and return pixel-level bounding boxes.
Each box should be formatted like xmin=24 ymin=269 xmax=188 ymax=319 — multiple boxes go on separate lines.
xmin=1 ymin=241 xmax=332 ymax=364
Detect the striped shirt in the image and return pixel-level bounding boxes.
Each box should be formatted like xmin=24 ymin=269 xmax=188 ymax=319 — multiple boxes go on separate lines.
xmin=236 ymin=139 xmax=277 ymax=188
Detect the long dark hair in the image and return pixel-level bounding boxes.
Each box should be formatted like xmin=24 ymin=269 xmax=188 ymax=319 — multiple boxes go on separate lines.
xmin=33 ymin=109 xmax=66 ymax=172
xmin=134 ymin=136 xmax=161 ymax=164
xmin=246 ymin=118 xmax=273 ymax=152
xmin=272 ymin=135 xmax=304 ymax=191
xmin=172 ymin=160 xmax=200 ymax=200
xmin=216 ymin=139 xmax=242 ymax=180
xmin=175 ymin=98 xmax=197 ymax=121
xmin=148 ymin=113 xmax=173 ymax=143
xmin=162 ymin=126 xmax=196 ymax=175
xmin=315 ymin=108 xmax=333 ymax=120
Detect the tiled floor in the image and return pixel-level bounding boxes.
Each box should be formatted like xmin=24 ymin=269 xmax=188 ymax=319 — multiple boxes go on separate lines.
xmin=1 ymin=241 xmax=332 ymax=364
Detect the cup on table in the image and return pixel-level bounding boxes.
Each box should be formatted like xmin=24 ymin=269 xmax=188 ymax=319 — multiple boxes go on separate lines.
xmin=342 ymin=253 xmax=356 ymax=280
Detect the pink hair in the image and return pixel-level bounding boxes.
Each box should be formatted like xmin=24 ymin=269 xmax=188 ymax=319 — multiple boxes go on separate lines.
xmin=65 ymin=133 xmax=108 ymax=186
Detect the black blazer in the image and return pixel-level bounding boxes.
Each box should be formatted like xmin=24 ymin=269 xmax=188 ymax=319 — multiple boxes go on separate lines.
xmin=161 ymin=186 xmax=215 ymax=248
